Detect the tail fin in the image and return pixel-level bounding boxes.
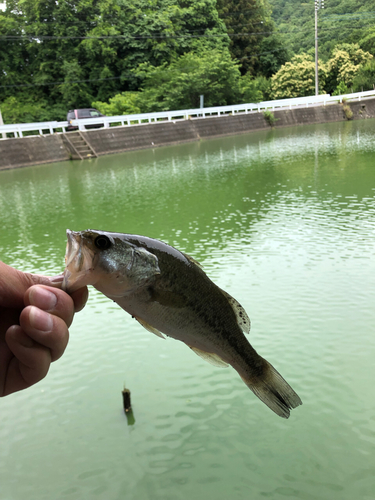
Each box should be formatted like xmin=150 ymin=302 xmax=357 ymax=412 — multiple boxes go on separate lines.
xmin=242 ymin=358 xmax=302 ymax=419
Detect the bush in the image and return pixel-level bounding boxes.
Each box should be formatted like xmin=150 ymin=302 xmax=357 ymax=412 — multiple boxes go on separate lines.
xmin=263 ymin=109 xmax=277 ymax=126
xmin=134 ymin=49 xmax=242 ymax=111
xmin=325 ymin=44 xmax=373 ymax=94
xmin=239 ymin=74 xmax=264 ymax=103
xmin=332 ymin=81 xmax=350 ymax=96
xmin=352 ymin=60 xmax=375 ymax=92
xmin=0 ymin=96 xmax=67 ymax=124
xmin=271 ymin=54 xmax=327 ymax=99
xmin=92 ymin=92 xmax=142 ymax=116
xmin=342 ymin=103 xmax=353 ymax=120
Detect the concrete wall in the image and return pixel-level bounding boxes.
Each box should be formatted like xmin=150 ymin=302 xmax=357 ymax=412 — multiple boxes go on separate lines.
xmin=0 ymin=134 xmax=69 ymax=171
xmin=1 ymin=98 xmax=375 ymax=171
xmin=85 ymin=98 xmax=375 ymax=155
xmin=85 ymin=119 xmax=199 ymax=155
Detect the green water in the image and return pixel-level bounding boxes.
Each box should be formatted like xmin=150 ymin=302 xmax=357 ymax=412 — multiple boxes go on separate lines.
xmin=1 ymin=120 xmax=375 ymax=500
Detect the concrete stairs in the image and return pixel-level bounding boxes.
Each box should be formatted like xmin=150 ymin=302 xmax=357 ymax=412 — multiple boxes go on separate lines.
xmin=62 ymin=132 xmax=97 ymax=160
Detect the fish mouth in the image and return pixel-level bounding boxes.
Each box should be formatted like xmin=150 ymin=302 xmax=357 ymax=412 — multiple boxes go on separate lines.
xmin=62 ymin=229 xmax=96 ymax=293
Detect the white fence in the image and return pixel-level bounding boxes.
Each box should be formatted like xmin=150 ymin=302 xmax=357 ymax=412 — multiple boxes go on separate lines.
xmin=1 ymin=90 xmax=375 ymax=139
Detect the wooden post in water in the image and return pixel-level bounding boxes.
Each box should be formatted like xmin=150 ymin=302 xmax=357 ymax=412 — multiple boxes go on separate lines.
xmin=122 ymin=387 xmax=135 ymax=425
xmin=122 ymin=387 xmax=132 ymax=412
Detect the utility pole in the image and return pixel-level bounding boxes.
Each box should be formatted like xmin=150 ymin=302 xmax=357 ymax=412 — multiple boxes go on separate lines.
xmin=315 ymin=0 xmax=324 ymax=96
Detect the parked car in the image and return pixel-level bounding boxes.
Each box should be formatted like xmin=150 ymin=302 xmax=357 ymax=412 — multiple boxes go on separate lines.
xmin=67 ymin=108 xmax=105 ymax=131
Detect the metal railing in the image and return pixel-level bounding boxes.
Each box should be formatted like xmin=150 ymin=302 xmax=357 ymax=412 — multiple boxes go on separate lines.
xmin=1 ymin=89 xmax=375 ymax=139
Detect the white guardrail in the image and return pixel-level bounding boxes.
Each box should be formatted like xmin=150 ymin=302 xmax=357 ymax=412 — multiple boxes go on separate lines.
xmin=1 ymin=90 xmax=375 ymax=139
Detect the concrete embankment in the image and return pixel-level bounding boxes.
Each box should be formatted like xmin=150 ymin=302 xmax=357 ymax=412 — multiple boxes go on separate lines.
xmin=1 ymin=98 xmax=375 ymax=171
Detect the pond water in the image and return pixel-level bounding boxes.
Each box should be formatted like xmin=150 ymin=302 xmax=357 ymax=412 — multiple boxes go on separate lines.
xmin=1 ymin=119 xmax=375 ymax=500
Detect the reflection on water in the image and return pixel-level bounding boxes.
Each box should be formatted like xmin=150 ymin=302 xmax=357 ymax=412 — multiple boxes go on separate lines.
xmin=1 ymin=119 xmax=375 ymax=500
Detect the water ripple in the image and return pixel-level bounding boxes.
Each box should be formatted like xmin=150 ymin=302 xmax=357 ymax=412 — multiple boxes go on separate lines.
xmin=1 ymin=119 xmax=375 ymax=500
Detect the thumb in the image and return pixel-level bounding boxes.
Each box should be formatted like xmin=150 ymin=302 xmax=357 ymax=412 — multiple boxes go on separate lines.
xmin=0 ymin=261 xmax=63 ymax=308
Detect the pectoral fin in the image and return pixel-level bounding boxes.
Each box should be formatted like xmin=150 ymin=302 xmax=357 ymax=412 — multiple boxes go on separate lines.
xmin=135 ymin=316 xmax=165 ymax=339
xmin=190 ymin=346 xmax=229 ymax=367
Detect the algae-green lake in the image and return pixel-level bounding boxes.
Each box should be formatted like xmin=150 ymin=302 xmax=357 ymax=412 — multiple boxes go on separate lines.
xmin=1 ymin=119 xmax=375 ymax=500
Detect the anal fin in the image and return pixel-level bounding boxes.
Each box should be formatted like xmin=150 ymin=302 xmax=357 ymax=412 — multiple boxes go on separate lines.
xmin=190 ymin=346 xmax=229 ymax=367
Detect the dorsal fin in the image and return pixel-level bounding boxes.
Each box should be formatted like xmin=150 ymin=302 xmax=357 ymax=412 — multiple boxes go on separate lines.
xmin=219 ymin=289 xmax=251 ymax=334
xmin=182 ymin=252 xmax=203 ymax=269
xmin=134 ymin=316 xmax=165 ymax=339
xmin=189 ymin=346 xmax=229 ymax=367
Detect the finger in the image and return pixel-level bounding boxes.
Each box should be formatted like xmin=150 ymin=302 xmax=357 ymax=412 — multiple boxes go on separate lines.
xmin=41 ymin=276 xmax=88 ymax=313
xmin=70 ymin=286 xmax=89 ymax=313
xmin=3 ymin=325 xmax=51 ymax=395
xmin=24 ymin=285 xmax=75 ymax=327
xmin=19 ymin=305 xmax=69 ymax=362
xmin=0 ymin=263 xmax=88 ymax=313
xmin=0 ymin=263 xmax=63 ymax=308
xmin=0 ymin=262 xmax=33 ymax=308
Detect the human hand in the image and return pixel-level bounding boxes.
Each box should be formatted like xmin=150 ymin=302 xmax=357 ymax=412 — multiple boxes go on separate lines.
xmin=0 ymin=261 xmax=88 ymax=396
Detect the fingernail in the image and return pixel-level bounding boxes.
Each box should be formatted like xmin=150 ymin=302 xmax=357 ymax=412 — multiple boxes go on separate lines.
xmin=29 ymin=306 xmax=53 ymax=332
xmin=7 ymin=325 xmax=34 ymax=348
xmin=29 ymin=287 xmax=57 ymax=310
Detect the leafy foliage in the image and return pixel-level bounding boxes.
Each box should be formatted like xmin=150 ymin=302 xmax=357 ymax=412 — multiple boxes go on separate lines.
xmin=268 ymin=0 xmax=375 ymax=61
xmin=134 ymin=49 xmax=243 ymax=111
xmin=271 ymin=54 xmax=327 ymax=98
xmin=239 ymin=74 xmax=264 ymax=103
xmin=270 ymin=43 xmax=373 ymax=98
xmin=0 ymin=0 xmax=230 ymax=121
xmin=216 ymin=0 xmax=289 ymax=76
xmin=332 ymin=81 xmax=350 ymax=96
xmin=352 ymin=59 xmax=375 ymax=91
xmin=93 ymin=92 xmax=142 ymax=116
xmin=95 ymin=48 xmax=267 ymax=114
xmin=1 ymin=0 xmax=375 ymax=123
xmin=263 ymin=109 xmax=277 ymax=126
xmin=325 ymin=44 xmax=373 ymax=93
xmin=342 ymin=102 xmax=353 ymax=119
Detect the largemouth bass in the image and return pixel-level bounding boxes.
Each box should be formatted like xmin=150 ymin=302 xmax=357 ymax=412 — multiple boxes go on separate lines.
xmin=63 ymin=229 xmax=302 ymax=419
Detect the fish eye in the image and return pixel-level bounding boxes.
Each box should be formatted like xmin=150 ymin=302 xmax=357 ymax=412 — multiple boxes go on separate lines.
xmin=94 ymin=235 xmax=112 ymax=250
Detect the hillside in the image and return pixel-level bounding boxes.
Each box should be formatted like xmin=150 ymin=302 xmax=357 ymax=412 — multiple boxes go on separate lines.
xmin=268 ymin=0 xmax=375 ymax=59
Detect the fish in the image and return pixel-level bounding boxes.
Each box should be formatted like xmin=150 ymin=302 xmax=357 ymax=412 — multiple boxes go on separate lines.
xmin=62 ymin=229 xmax=302 ymax=419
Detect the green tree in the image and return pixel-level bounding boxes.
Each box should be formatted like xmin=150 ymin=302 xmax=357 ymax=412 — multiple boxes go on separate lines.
xmin=352 ymin=59 xmax=375 ymax=92
xmin=256 ymin=32 xmax=291 ymax=78
xmin=268 ymin=0 xmax=375 ymax=61
xmin=359 ymin=28 xmax=375 ymax=56
xmin=58 ymin=60 xmax=93 ymax=109
xmin=93 ymin=92 xmax=142 ymax=115
xmin=133 ymin=49 xmax=242 ymax=111
xmin=253 ymin=75 xmax=272 ymax=100
xmin=0 ymin=96 xmax=48 ymax=124
xmin=216 ymin=0 xmax=287 ymax=76
xmin=0 ymin=0 xmax=229 ymax=122
xmin=94 ymin=51 xmax=268 ymax=114
xmin=271 ymin=54 xmax=327 ymax=99
xmin=325 ymin=44 xmax=373 ymax=94
xmin=0 ymin=0 xmax=120 ymax=116
xmin=239 ymin=74 xmax=264 ymax=103
xmin=332 ymin=81 xmax=350 ymax=96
